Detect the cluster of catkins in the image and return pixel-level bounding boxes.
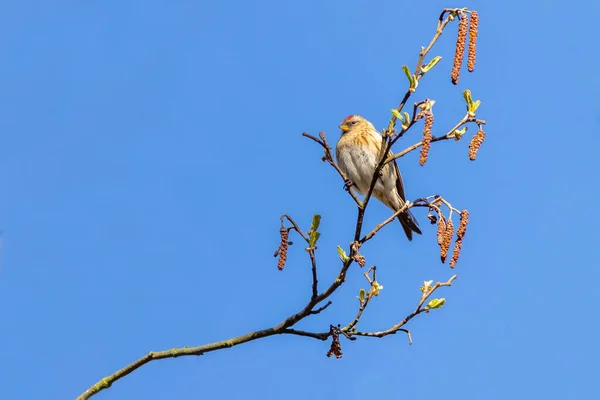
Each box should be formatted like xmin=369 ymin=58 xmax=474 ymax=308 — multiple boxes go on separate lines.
xmin=451 ymin=10 xmax=479 ymax=84
xmin=433 ymin=209 xmax=469 ymax=268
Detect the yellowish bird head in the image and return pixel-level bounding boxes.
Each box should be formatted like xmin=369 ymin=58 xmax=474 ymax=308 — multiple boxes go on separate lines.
xmin=339 ymin=115 xmax=374 ymax=134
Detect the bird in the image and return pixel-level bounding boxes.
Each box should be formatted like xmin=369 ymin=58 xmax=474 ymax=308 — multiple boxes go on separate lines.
xmin=335 ymin=114 xmax=422 ymax=240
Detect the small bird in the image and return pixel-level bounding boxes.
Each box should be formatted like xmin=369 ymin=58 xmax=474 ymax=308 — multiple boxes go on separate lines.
xmin=335 ymin=115 xmax=422 ymax=240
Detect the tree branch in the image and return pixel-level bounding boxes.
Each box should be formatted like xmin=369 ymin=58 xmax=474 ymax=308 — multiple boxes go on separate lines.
xmin=76 ymin=6 xmax=480 ymax=398
xmin=342 ymin=266 xmax=378 ymax=332
xmin=281 ymin=214 xmax=309 ymax=243
xmin=76 ymin=327 xmax=299 ymax=400
xmin=308 ymin=248 xmax=319 ymax=299
xmin=385 ymin=116 xmax=487 ymax=165
xmin=352 ymin=9 xmax=464 ymax=243
xmin=301 ymin=132 xmax=361 ymax=206
xmin=77 ymin=217 xmax=353 ymax=400
xmin=350 ymin=275 xmax=457 ymax=339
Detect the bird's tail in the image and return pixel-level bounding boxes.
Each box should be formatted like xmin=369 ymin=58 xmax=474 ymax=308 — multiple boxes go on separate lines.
xmin=398 ymin=209 xmax=422 ymax=241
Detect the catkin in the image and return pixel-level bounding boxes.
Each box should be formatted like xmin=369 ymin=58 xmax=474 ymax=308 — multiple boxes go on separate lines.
xmin=468 ymin=11 xmax=479 ymax=72
xmin=277 ymin=227 xmax=289 ymax=271
xmin=420 ymin=113 xmax=434 ymax=166
xmin=468 ymin=129 xmax=486 ymax=160
xmin=451 ymin=14 xmax=468 ymax=84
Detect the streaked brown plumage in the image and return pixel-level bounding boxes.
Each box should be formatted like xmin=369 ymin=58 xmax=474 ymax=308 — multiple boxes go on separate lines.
xmin=335 ymin=115 xmax=422 ymax=240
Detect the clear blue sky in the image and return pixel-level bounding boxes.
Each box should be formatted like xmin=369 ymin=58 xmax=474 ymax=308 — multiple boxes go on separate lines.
xmin=1 ymin=1 xmax=598 ymax=399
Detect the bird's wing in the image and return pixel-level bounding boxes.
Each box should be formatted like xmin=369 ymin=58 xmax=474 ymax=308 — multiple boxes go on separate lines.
xmin=391 ymin=152 xmax=407 ymax=201
xmin=367 ymin=128 xmax=407 ymax=200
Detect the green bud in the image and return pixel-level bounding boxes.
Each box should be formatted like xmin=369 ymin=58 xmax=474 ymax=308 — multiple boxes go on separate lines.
xmin=453 ymin=126 xmax=468 ymax=141
xmin=421 ymin=56 xmax=442 ymax=73
xmin=310 ymin=214 xmax=321 ymax=232
xmin=402 ymin=65 xmax=418 ymax=91
xmin=337 ymin=245 xmax=350 ymax=262
xmin=426 ymin=298 xmax=446 ymax=309
xmin=308 ymin=231 xmax=320 ymax=248
xmin=391 ymin=109 xmax=403 ymax=122
xmin=402 ymin=65 xmax=412 ymax=82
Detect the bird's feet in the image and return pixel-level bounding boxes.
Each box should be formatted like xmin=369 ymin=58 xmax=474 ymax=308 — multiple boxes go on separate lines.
xmin=343 ymin=178 xmax=355 ymax=191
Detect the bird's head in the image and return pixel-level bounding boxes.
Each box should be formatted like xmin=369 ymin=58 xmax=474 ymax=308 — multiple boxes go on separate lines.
xmin=339 ymin=115 xmax=373 ymax=133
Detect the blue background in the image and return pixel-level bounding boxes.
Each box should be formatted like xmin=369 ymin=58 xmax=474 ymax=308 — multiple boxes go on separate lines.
xmin=1 ymin=1 xmax=598 ymax=399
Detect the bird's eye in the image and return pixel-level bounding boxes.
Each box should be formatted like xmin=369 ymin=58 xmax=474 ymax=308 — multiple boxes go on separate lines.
xmin=350 ymin=120 xmax=357 ymax=125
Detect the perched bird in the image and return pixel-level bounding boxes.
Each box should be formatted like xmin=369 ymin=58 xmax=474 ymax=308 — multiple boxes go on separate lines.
xmin=335 ymin=115 xmax=422 ymax=240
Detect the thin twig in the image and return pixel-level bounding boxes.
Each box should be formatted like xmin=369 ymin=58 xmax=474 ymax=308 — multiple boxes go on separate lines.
xmin=343 ymin=266 xmax=377 ymax=332
xmin=309 ymin=301 xmax=332 ymax=315
xmin=76 ymin=260 xmax=354 ymax=400
xmin=308 ymin=249 xmax=319 ymax=299
xmin=354 ymin=11 xmax=461 ymax=242
xmin=389 ymin=9 xmax=460 ymax=129
xmin=301 ymin=132 xmax=361 ymax=205
xmin=360 ymin=202 xmax=412 ymax=244
xmin=282 ymin=328 xmax=330 ymax=340
xmin=281 ymin=214 xmax=309 ymax=243
xmin=385 ymin=116 xmax=487 ymax=165
xmin=350 ymin=275 xmax=457 ymax=339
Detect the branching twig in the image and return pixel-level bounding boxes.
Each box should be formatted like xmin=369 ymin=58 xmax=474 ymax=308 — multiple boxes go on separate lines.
xmin=350 ymin=275 xmax=457 ymax=339
xmin=309 ymin=301 xmax=332 ymax=315
xmin=76 ymin=325 xmax=327 ymax=400
xmin=388 ymin=8 xmax=460 ymax=132
xmin=360 ymin=202 xmax=412 ymax=244
xmin=354 ymin=9 xmax=465 ymax=243
xmin=343 ymin=266 xmax=377 ymax=332
xmin=385 ymin=116 xmax=487 ymax=165
xmin=76 ymin=7 xmax=478 ymax=398
xmin=301 ymin=132 xmax=361 ymax=206
xmin=281 ymin=214 xmax=309 ymax=243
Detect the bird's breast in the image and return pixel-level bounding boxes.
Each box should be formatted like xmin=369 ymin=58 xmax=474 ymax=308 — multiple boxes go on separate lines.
xmin=336 ymin=136 xmax=380 ymax=194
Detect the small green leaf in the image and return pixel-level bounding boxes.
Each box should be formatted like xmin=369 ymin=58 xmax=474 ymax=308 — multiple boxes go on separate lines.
xmin=426 ymin=298 xmax=446 ymax=309
xmin=469 ymin=99 xmax=481 ymax=116
xmin=463 ymin=90 xmax=473 ymax=109
xmin=308 ymin=231 xmax=320 ymax=248
xmin=310 ymin=214 xmax=321 ymax=233
xmin=421 ymin=56 xmax=442 ymax=73
xmin=391 ymin=109 xmax=403 ymax=122
xmin=402 ymin=65 xmax=418 ymax=91
xmin=359 ymin=288 xmax=366 ymax=302
xmin=402 ymin=65 xmax=412 ymax=82
xmin=452 ymin=126 xmax=468 ymax=141
xmin=337 ymin=245 xmax=350 ymax=262
xmin=463 ymin=89 xmax=481 ymax=116
xmin=410 ymin=77 xmax=418 ymax=92
xmin=401 ymin=112 xmax=411 ymax=129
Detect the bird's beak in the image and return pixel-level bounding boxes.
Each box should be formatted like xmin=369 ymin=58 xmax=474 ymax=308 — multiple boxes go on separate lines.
xmin=339 ymin=124 xmax=349 ymax=132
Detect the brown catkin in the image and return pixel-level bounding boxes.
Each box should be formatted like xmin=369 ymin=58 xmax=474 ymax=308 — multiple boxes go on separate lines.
xmin=419 ymin=112 xmax=433 ymax=166
xmin=326 ymin=327 xmax=343 ymax=359
xmin=468 ymin=129 xmax=486 ymax=160
xmin=468 ymin=11 xmax=479 ymax=72
xmin=277 ymin=227 xmax=289 ymax=271
xmin=440 ymin=219 xmax=454 ymax=263
xmin=449 ymin=210 xmax=469 ymax=268
xmin=456 ymin=210 xmax=469 ymax=240
xmin=451 ymin=13 xmax=468 ymax=84
xmin=437 ymin=215 xmax=446 ymax=246
xmin=449 ymin=240 xmax=462 ymax=268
